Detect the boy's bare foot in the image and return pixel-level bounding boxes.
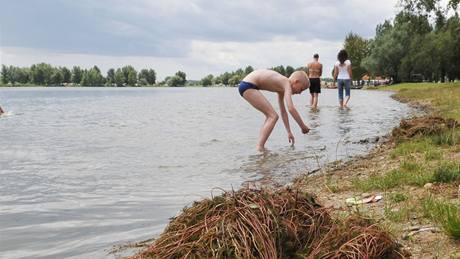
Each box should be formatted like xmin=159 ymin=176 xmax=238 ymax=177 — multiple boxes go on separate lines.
xmin=256 ymin=145 xmax=265 ymax=152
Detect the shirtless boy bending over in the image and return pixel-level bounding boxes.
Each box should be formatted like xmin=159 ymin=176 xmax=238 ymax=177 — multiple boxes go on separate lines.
xmin=238 ymin=69 xmax=310 ymax=151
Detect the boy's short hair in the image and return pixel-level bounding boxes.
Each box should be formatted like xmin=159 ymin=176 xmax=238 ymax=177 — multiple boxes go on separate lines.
xmin=290 ymin=71 xmax=309 ymax=90
xmin=313 ymin=54 xmax=319 ymax=59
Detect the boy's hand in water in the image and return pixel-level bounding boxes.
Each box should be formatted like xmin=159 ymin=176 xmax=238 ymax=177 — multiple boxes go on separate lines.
xmin=301 ymin=125 xmax=310 ymax=134
xmin=288 ymin=132 xmax=295 ymax=146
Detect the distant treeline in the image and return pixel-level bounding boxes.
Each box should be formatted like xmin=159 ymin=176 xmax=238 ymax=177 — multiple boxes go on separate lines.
xmin=195 ymin=65 xmax=308 ymax=87
xmin=0 ymin=63 xmax=198 ymax=87
xmin=343 ymin=0 xmax=460 ymax=83
xmin=0 ymin=63 xmax=308 ymax=87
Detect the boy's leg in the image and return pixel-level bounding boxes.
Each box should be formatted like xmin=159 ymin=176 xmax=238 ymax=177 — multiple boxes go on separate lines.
xmin=243 ymin=89 xmax=279 ymax=150
xmin=310 ymin=93 xmax=314 ymax=106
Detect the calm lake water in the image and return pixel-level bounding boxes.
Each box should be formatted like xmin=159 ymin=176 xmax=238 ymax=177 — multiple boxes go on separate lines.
xmin=0 ymin=87 xmax=410 ymax=258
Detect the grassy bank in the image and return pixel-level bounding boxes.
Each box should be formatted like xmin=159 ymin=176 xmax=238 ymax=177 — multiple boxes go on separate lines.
xmin=297 ymin=82 xmax=460 ymax=258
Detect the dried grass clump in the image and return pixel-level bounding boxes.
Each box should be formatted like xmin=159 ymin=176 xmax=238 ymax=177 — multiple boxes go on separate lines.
xmin=133 ymin=187 xmax=330 ymax=259
xmin=307 ymin=216 xmax=406 ymax=259
xmin=132 ymin=188 xmax=406 ymax=259
xmin=392 ymin=116 xmax=457 ymax=140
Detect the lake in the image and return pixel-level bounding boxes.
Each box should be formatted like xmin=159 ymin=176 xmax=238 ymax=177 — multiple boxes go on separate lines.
xmin=0 ymin=87 xmax=410 ymax=258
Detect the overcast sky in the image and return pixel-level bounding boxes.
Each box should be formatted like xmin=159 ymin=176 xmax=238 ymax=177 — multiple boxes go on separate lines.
xmin=0 ymin=0 xmax=400 ymax=80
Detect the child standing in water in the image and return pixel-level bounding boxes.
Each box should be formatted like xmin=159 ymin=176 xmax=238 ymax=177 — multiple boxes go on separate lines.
xmin=239 ymin=69 xmax=310 ymax=151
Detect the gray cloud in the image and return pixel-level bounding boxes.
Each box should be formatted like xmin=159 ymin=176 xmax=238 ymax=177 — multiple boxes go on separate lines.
xmin=1 ymin=0 xmax=398 ymax=57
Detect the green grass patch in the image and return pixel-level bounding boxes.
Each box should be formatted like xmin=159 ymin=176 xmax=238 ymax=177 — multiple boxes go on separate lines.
xmin=422 ymin=196 xmax=460 ymax=238
xmin=381 ymin=82 xmax=460 ymax=121
xmin=391 ymin=138 xmax=434 ymax=158
xmin=429 ymin=129 xmax=460 ymax=146
xmin=389 ymin=192 xmax=409 ymax=203
xmin=424 ymin=148 xmax=443 ymax=161
xmin=384 ymin=204 xmax=413 ymax=223
xmin=352 ymin=161 xmax=433 ymax=192
xmin=432 ymin=162 xmax=460 ymax=183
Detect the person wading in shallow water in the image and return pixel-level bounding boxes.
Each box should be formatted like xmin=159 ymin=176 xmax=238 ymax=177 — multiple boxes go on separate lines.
xmin=333 ymin=49 xmax=353 ymax=108
xmin=238 ymin=69 xmax=311 ymax=151
xmin=307 ymin=53 xmax=323 ymax=110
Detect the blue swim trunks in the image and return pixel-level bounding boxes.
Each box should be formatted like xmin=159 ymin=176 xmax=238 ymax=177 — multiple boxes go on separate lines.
xmin=238 ymin=81 xmax=259 ymax=97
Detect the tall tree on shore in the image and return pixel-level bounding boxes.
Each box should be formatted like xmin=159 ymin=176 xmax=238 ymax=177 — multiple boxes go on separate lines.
xmin=71 ymin=66 xmax=83 ymax=85
xmin=1 ymin=65 xmax=10 ymax=84
xmin=30 ymin=63 xmax=53 ymax=85
xmin=137 ymin=68 xmax=156 ymax=85
xmin=344 ymin=32 xmax=370 ymax=80
xmin=200 ymin=74 xmax=214 ymax=86
xmin=51 ymin=69 xmax=64 ymax=85
xmin=107 ymin=68 xmax=115 ymax=85
xmin=272 ymin=65 xmax=286 ymax=76
xmin=61 ymin=67 xmax=71 ymax=84
xmin=147 ymin=69 xmax=156 ymax=85
xmin=244 ymin=66 xmax=254 ymax=75
xmin=114 ymin=68 xmax=125 ymax=87
xmin=285 ymin=66 xmax=295 ymax=77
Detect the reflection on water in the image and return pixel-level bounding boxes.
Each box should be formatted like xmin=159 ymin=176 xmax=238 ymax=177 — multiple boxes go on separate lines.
xmin=0 ymin=87 xmax=411 ymax=258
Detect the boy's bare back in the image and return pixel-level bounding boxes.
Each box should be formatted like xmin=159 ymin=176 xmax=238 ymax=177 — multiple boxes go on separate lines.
xmin=242 ymin=69 xmax=288 ymax=93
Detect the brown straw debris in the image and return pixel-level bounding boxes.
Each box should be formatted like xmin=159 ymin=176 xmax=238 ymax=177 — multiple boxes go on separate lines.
xmin=132 ymin=187 xmax=406 ymax=259
xmin=392 ymin=116 xmax=457 ymax=140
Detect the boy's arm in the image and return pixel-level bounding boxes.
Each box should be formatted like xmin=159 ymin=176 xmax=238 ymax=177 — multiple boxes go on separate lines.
xmin=283 ymin=85 xmax=309 ymax=134
xmin=278 ymin=93 xmax=291 ymax=132
xmin=319 ymin=64 xmax=323 ymax=77
xmin=277 ymin=93 xmax=295 ymax=144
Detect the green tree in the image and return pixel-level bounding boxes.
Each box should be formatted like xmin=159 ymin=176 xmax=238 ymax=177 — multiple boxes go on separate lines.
xmin=172 ymin=71 xmax=187 ymax=86
xmin=138 ymin=69 xmax=150 ymax=86
xmin=344 ymin=32 xmax=371 ymax=80
xmin=71 ymin=66 xmax=83 ymax=85
xmin=147 ymin=69 xmax=156 ymax=85
xmin=167 ymin=75 xmax=184 ymax=87
xmin=114 ymin=68 xmax=125 ymax=87
xmin=51 ymin=69 xmax=64 ymax=85
xmin=244 ymin=66 xmax=254 ymax=75
xmin=15 ymin=67 xmax=30 ymax=84
xmin=272 ymin=65 xmax=286 ymax=76
xmin=107 ymin=68 xmax=115 ymax=85
xmin=121 ymin=66 xmax=137 ymax=85
xmin=362 ymin=15 xmax=413 ymax=82
xmin=30 ymin=63 xmax=53 ymax=85
xmin=200 ymin=74 xmax=214 ymax=86
xmin=61 ymin=67 xmax=71 ymax=83
xmin=1 ymin=65 xmax=9 ymax=84
xmin=127 ymin=69 xmax=137 ymax=86
xmin=285 ymin=66 xmax=295 ymax=77
xmin=228 ymin=74 xmax=243 ymax=86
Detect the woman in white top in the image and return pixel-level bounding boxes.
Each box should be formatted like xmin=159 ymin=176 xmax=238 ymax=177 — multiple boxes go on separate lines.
xmin=333 ymin=49 xmax=353 ymax=108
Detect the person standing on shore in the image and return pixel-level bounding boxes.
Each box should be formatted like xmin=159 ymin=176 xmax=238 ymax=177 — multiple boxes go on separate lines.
xmin=307 ymin=54 xmax=322 ymax=110
xmin=333 ymin=49 xmax=353 ymax=108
